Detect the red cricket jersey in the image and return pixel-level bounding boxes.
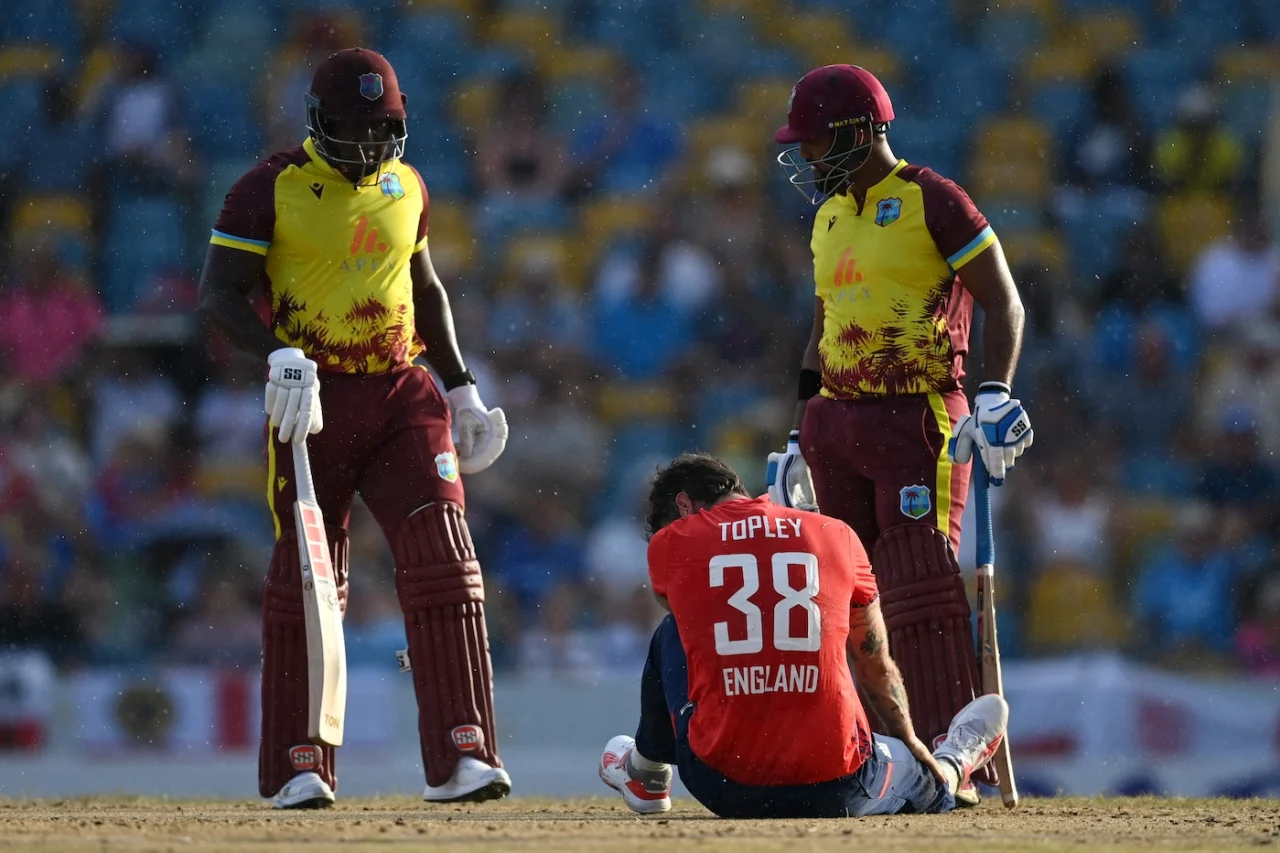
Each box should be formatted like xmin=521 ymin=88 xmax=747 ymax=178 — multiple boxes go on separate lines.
xmin=647 ymin=496 xmax=879 ymax=786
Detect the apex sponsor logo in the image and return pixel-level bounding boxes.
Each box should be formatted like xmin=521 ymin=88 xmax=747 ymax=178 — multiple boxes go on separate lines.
xmin=343 ymin=216 xmax=390 ymax=273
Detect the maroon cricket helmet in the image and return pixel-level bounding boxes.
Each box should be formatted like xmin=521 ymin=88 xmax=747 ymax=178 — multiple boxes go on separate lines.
xmin=308 ymin=47 xmax=407 ymax=121
xmin=774 ymin=64 xmax=895 ymax=145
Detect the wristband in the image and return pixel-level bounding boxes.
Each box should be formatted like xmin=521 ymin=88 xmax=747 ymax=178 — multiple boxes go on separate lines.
xmin=798 ymin=368 xmax=822 ymax=401
xmin=978 ymin=381 xmax=1011 ymax=394
xmin=443 ymin=369 xmax=477 ymax=391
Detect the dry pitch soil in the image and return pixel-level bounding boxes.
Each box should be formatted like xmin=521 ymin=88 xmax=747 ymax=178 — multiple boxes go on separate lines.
xmin=1 ymin=796 xmax=1278 ymax=852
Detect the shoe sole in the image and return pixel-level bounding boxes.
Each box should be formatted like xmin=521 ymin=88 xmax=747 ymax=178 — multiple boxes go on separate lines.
xmin=424 ymin=779 xmax=512 ymax=804
xmin=954 ymin=788 xmax=981 ymax=809
xmin=274 ymin=796 xmax=334 ymax=810
xmin=599 ymin=767 xmax=670 ymax=815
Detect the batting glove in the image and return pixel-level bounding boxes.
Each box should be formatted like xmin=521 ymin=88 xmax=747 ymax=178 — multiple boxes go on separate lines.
xmin=766 ymin=431 xmax=818 ymax=511
xmin=949 ymin=382 xmax=1033 ymax=486
xmin=265 ymin=347 xmax=322 ymax=445
xmin=447 ymin=383 xmax=509 ymax=474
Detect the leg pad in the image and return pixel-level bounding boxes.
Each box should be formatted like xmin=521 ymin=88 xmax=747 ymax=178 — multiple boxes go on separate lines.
xmin=395 ymin=503 xmax=501 ymax=787
xmin=259 ymin=528 xmax=349 ymax=797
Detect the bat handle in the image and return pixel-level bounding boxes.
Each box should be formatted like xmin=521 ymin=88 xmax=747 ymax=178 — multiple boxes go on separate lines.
xmin=973 ymin=455 xmax=995 ymax=569
xmin=291 ymin=439 xmax=319 ymax=506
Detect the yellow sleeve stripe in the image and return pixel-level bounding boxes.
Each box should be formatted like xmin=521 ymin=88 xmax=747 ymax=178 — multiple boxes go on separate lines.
xmin=413 ymin=235 xmax=428 ymax=254
xmin=947 ymin=226 xmax=996 ymax=270
xmin=210 ymin=229 xmax=269 ymax=256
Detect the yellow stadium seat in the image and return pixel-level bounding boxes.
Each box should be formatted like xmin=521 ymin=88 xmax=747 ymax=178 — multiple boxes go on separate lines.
xmin=1026 ymin=564 xmax=1125 ymax=653
xmin=799 ymin=46 xmax=902 ymax=86
xmin=1068 ymin=9 xmax=1141 ymax=60
xmin=539 ymin=46 xmax=618 ymax=85
xmin=736 ymin=79 xmax=798 ymax=131
xmin=450 ymin=77 xmax=497 ymax=135
xmin=76 ymin=45 xmax=118 ymax=105
xmin=403 ymin=0 xmax=481 ymax=18
xmin=501 ymin=233 xmax=578 ymax=289
xmin=0 ymin=45 xmax=59 ymax=83
xmin=424 ymin=205 xmax=475 ymax=271
xmin=968 ymin=118 xmax=1053 ymax=202
xmin=576 ymin=197 xmax=654 ymax=278
xmin=484 ymin=12 xmax=560 ymax=59
xmin=986 ymin=0 xmax=1058 ymax=21
xmin=778 ymin=13 xmax=855 ymax=58
xmin=1158 ymin=194 xmax=1231 ymax=275
xmin=9 ymin=195 xmax=92 ymax=241
xmin=598 ymin=382 xmax=677 ymax=424
xmin=995 ymin=229 xmax=1068 ymax=274
xmin=1024 ymin=44 xmax=1093 ymax=86
xmin=1216 ymin=46 xmax=1279 ymax=84
xmin=701 ymin=0 xmax=782 ymax=29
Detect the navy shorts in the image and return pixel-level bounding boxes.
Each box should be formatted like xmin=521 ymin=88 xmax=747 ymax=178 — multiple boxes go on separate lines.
xmin=634 ymin=615 xmax=955 ymax=819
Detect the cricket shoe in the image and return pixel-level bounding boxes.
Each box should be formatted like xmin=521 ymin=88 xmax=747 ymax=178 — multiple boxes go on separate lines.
xmin=932 ymin=733 xmax=981 ymax=808
xmin=932 ymin=694 xmax=1009 ymax=794
xmin=423 ymin=757 xmax=512 ymax=804
xmin=270 ymin=772 xmax=335 ymax=809
xmin=599 ymin=735 xmax=671 ymax=815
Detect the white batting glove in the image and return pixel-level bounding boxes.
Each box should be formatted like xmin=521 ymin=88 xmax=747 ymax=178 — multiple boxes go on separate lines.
xmin=446 ymin=383 xmax=508 ymax=474
xmin=949 ymin=382 xmax=1033 ymax=486
xmin=766 ymin=431 xmax=818 ymax=511
xmin=265 ymin=347 xmax=322 ymax=445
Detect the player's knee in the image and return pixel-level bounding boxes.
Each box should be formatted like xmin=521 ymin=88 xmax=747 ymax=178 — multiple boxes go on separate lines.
xmin=393 ymin=502 xmax=484 ymax=609
xmin=872 ymin=524 xmax=969 ymax=629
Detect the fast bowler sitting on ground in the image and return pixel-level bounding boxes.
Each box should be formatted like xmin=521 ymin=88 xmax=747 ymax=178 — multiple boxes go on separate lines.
xmin=767 ymin=65 xmax=1033 ymax=801
xmin=599 ymin=453 xmax=1008 ymax=818
xmin=198 ymin=48 xmax=510 ymax=809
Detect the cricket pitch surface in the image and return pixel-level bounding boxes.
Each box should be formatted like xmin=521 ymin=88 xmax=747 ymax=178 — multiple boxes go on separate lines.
xmin=2 ymin=796 xmax=1277 ymax=852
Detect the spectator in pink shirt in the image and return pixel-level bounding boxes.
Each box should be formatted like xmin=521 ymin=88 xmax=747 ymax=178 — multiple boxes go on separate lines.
xmin=0 ymin=244 xmax=104 ymax=385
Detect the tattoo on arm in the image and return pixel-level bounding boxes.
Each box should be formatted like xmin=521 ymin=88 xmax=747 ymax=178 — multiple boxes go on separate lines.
xmin=859 ymin=624 xmax=884 ymax=656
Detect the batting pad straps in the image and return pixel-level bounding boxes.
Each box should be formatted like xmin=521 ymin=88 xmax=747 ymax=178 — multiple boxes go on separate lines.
xmin=394 ymin=503 xmax=485 ymax=609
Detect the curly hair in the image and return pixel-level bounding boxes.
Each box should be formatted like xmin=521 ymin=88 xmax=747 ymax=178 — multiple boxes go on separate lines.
xmin=644 ymin=452 xmax=749 ymax=540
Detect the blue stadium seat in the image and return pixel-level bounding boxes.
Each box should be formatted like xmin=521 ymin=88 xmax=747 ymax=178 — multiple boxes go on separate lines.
xmin=103 ymin=197 xmax=188 ymax=314
xmin=1220 ymin=83 xmax=1274 ymax=143
xmin=0 ymin=79 xmax=42 ymax=171
xmin=694 ymin=385 xmax=766 ymax=446
xmin=1165 ymin=1 xmax=1247 ymax=68
xmin=548 ymin=81 xmax=610 ymax=135
xmin=388 ymin=11 xmax=473 ymax=82
xmin=410 ymin=125 xmax=473 ymax=198
xmin=1123 ymin=48 xmax=1197 ymax=130
xmin=922 ymin=48 xmax=1010 ymax=123
xmin=0 ymin=2 xmax=80 ymax=59
xmin=976 ymin=13 xmax=1043 ymax=68
xmin=982 ymin=201 xmax=1045 ymax=234
xmin=110 ymin=0 xmax=199 ymax=59
xmin=183 ymin=81 xmax=261 ymax=160
xmin=465 ymin=47 xmax=530 ymax=78
xmin=1254 ymin=0 xmax=1280 ymax=39
xmin=641 ymin=55 xmax=724 ymax=120
xmin=1030 ymin=82 xmax=1089 ymax=139
xmin=889 ymin=116 xmax=963 ymax=178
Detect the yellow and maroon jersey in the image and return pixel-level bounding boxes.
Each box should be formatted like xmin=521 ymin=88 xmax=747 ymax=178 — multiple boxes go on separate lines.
xmin=811 ymin=159 xmax=996 ymax=399
xmin=211 ymin=138 xmax=429 ymax=374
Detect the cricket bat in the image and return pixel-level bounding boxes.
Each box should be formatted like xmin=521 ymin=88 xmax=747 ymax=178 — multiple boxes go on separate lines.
xmin=973 ymin=456 xmax=1018 ymax=808
xmin=293 ymin=439 xmax=346 ymax=747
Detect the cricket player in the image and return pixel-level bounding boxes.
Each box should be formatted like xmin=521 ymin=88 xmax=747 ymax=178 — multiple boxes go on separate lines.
xmin=766 ymin=65 xmax=1032 ymax=800
xmin=197 ymin=48 xmax=510 ymax=809
xmin=598 ymin=453 xmax=1008 ymax=818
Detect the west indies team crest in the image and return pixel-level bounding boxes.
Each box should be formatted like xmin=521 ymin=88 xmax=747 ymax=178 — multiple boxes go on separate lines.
xmin=435 ymin=451 xmax=459 ymax=483
xmin=359 ymin=72 xmax=384 ymax=101
xmin=875 ymin=197 xmax=902 ymax=227
xmin=380 ymin=172 xmax=405 ymax=199
xmin=899 ymin=484 xmax=931 ymax=520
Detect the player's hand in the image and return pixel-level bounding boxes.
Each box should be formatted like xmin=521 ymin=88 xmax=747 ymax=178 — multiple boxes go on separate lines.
xmin=949 ymin=382 xmax=1032 ymax=486
xmin=766 ymin=431 xmax=818 ymax=511
xmin=447 ymin=383 xmax=508 ymax=474
xmin=265 ymin=347 xmax=322 ymax=445
xmin=905 ymin=735 xmax=949 ymax=786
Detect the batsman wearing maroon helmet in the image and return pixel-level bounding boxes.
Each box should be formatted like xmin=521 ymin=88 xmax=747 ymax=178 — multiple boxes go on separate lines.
xmin=766 ymin=65 xmax=1034 ymax=803
xmin=198 ymin=48 xmax=510 ymax=808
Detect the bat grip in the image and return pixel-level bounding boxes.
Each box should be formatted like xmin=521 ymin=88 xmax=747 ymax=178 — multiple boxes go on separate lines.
xmin=291 ymin=440 xmax=320 ymax=506
xmin=974 ymin=455 xmax=995 ymax=569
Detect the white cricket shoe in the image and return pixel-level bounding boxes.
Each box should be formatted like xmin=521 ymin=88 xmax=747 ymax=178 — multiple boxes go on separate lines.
xmin=270 ymin=771 xmax=335 ymax=809
xmin=933 ymin=694 xmax=1009 ymax=793
xmin=599 ymin=735 xmax=672 ymax=815
xmin=423 ymin=757 xmax=512 ymax=803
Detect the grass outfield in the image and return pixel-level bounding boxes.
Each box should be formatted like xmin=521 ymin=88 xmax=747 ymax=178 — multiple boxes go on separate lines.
xmin=1 ymin=796 xmax=1277 ymax=852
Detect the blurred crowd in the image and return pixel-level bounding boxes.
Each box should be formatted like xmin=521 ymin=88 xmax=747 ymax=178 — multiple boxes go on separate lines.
xmin=0 ymin=0 xmax=1278 ymax=679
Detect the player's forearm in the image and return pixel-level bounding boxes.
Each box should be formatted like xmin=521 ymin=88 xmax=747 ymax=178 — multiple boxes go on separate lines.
xmin=855 ymin=658 xmax=918 ymax=743
xmin=413 ymin=279 xmax=466 ymax=380
xmin=980 ymin=293 xmax=1025 ymax=386
xmin=198 ymin=287 xmax=281 ymax=361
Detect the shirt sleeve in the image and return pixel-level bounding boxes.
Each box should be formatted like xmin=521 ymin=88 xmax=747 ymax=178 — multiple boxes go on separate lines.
xmin=209 ymin=162 xmax=277 ymax=256
xmin=919 ymin=171 xmax=997 ymax=271
xmin=846 ymin=524 xmax=879 ymax=607
xmin=647 ymin=530 xmax=671 ymax=599
xmin=407 ymin=164 xmax=429 ymax=254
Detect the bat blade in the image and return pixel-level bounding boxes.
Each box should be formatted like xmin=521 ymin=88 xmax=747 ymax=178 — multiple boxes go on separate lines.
xmin=293 ymin=443 xmax=346 ymax=748
xmin=979 ymin=564 xmax=1018 ymax=808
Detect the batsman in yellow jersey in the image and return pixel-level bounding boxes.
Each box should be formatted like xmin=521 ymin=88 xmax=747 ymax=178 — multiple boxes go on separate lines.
xmin=766 ymin=65 xmax=1034 ymax=804
xmin=198 ymin=48 xmax=510 ymax=809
